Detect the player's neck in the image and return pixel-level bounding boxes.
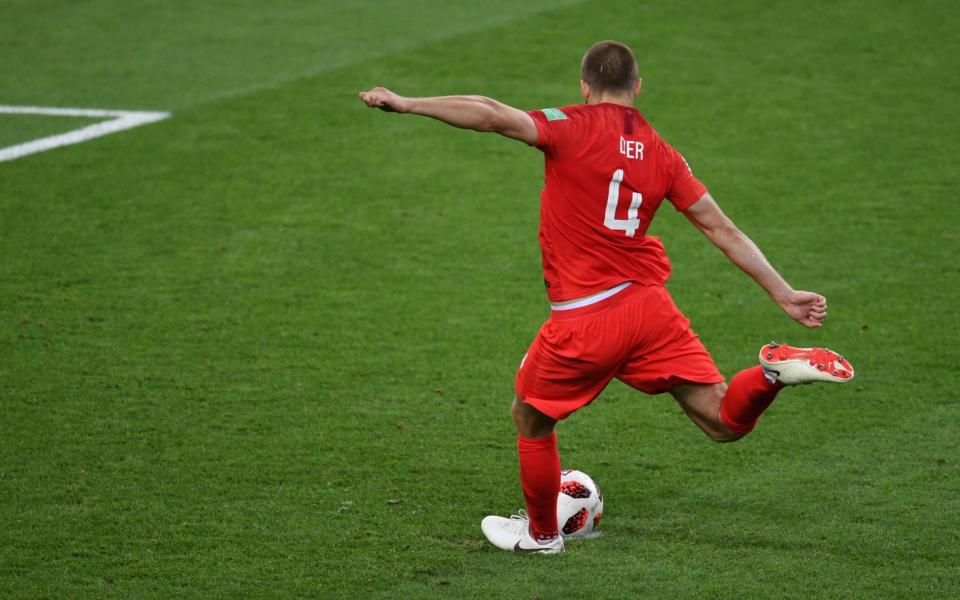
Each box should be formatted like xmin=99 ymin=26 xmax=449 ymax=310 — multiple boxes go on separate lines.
xmin=585 ymin=94 xmax=634 ymax=107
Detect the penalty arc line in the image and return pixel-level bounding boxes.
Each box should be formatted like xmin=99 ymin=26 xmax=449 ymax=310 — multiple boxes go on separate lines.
xmin=0 ymin=105 xmax=171 ymax=163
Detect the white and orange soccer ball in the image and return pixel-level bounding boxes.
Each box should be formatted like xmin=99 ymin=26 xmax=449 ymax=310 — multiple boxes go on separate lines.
xmin=557 ymin=469 xmax=603 ymax=538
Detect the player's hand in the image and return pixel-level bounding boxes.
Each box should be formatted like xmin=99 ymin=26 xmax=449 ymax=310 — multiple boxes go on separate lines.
xmin=357 ymin=87 xmax=410 ymax=113
xmin=779 ymin=290 xmax=827 ymax=328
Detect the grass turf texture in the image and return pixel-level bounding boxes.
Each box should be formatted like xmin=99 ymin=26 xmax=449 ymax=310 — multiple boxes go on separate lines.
xmin=1 ymin=0 xmax=958 ymax=597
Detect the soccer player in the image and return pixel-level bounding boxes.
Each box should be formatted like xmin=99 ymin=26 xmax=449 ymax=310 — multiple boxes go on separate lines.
xmin=358 ymin=40 xmax=854 ymax=554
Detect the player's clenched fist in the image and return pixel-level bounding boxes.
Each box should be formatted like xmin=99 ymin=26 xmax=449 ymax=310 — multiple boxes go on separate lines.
xmin=779 ymin=290 xmax=828 ymax=328
xmin=358 ymin=87 xmax=410 ymax=113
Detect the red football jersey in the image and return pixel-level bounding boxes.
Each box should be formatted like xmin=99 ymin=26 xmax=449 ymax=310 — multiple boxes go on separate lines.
xmin=527 ymin=103 xmax=707 ymax=302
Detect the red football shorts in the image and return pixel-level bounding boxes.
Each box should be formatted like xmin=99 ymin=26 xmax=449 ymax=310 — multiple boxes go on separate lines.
xmin=515 ymin=284 xmax=724 ymax=420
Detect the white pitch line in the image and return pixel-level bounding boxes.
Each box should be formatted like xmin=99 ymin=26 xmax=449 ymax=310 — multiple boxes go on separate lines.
xmin=0 ymin=105 xmax=171 ymax=163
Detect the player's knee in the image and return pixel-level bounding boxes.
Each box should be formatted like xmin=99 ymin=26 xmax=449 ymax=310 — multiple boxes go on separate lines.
xmin=512 ymin=395 xmax=556 ymax=438
xmin=709 ymin=381 xmax=728 ymax=404
xmin=707 ymin=428 xmax=743 ymax=443
xmin=703 ymin=383 xmax=741 ymax=442
xmin=511 ymin=396 xmax=536 ymax=435
xmin=510 ymin=397 xmax=522 ymax=424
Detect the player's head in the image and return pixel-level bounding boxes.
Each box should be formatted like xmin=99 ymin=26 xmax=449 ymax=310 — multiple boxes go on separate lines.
xmin=580 ymin=40 xmax=641 ymax=104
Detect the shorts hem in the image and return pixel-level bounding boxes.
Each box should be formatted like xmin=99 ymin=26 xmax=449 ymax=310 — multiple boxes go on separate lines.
xmin=625 ymin=373 xmax=726 ymax=395
xmin=519 ymin=394 xmax=591 ymax=421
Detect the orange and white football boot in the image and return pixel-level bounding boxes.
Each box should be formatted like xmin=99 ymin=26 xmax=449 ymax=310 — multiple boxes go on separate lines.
xmin=759 ymin=342 xmax=855 ymax=385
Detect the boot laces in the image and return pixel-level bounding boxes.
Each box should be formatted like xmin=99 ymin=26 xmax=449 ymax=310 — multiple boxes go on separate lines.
xmin=507 ymin=510 xmax=531 ymax=535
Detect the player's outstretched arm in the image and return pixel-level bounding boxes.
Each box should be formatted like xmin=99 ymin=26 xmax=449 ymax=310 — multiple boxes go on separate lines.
xmin=357 ymin=87 xmax=538 ymax=144
xmin=683 ymin=193 xmax=828 ymax=328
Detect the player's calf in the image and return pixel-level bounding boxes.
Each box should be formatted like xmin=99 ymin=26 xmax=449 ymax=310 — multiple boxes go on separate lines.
xmin=670 ymin=383 xmax=743 ymax=443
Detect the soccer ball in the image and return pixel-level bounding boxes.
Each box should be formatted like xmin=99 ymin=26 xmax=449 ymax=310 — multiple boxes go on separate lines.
xmin=556 ymin=468 xmax=603 ymax=538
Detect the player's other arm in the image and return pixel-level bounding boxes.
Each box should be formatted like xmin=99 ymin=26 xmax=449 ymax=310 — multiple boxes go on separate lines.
xmin=357 ymin=87 xmax=538 ymax=144
xmin=683 ymin=193 xmax=827 ymax=328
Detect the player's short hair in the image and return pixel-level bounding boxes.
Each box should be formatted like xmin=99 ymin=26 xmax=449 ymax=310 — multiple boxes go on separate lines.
xmin=580 ymin=40 xmax=638 ymax=95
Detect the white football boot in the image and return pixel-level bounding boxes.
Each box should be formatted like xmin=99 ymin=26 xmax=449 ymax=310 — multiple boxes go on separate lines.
xmin=480 ymin=511 xmax=564 ymax=555
xmin=759 ymin=342 xmax=855 ymax=385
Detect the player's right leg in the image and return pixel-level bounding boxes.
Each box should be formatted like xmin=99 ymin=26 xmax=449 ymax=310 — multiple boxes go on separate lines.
xmin=669 ymin=367 xmax=784 ymax=439
xmin=715 ymin=343 xmax=854 ymax=435
xmin=613 ymin=286 xmax=855 ymax=438
xmin=671 ymin=343 xmax=855 ymax=438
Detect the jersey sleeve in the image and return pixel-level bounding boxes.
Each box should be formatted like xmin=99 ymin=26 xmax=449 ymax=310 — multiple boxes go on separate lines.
xmin=664 ymin=143 xmax=707 ymax=211
xmin=527 ymin=107 xmax=575 ymax=156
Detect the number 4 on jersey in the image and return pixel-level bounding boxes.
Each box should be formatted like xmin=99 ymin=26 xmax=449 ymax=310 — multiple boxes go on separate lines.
xmin=604 ymin=169 xmax=642 ymax=237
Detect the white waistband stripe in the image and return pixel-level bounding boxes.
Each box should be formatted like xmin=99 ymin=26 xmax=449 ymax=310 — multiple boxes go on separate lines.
xmin=551 ymin=282 xmax=632 ymax=311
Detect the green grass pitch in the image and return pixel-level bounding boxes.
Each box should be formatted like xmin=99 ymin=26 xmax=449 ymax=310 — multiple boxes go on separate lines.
xmin=2 ymin=0 xmax=958 ymax=597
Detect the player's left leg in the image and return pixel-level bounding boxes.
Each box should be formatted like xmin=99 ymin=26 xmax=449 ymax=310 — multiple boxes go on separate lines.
xmin=511 ymin=396 xmax=561 ymax=542
xmin=482 ymin=290 xmax=631 ymax=554
xmin=480 ymin=395 xmax=565 ymax=552
xmin=480 ymin=394 xmax=568 ymax=554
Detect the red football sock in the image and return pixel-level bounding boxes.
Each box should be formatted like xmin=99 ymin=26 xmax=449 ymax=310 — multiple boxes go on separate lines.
xmin=517 ymin=432 xmax=560 ymax=541
xmin=719 ymin=365 xmax=785 ymax=435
